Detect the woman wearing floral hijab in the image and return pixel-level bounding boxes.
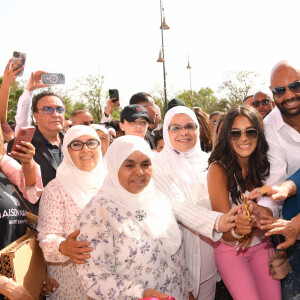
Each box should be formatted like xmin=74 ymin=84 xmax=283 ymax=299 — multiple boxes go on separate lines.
xmin=37 ymin=125 xmax=106 ymax=299
xmin=153 ymin=106 xmax=239 ymax=300
xmin=76 ymin=135 xmax=189 ymax=299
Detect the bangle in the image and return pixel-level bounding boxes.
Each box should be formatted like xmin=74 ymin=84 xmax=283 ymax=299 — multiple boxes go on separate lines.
xmin=215 ymin=215 xmax=222 ymax=233
xmin=231 ymin=227 xmax=244 ymax=240
xmin=286 ymin=180 xmax=297 ymax=195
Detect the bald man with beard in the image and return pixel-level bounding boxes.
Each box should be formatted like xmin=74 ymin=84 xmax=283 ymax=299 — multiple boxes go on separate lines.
xmin=252 ymin=91 xmax=275 ymax=118
xmin=256 ymin=60 xmax=300 ymax=299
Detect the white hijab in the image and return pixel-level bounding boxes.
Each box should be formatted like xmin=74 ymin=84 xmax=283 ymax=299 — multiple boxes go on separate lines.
xmin=56 ymin=125 xmax=106 ymax=209
xmin=99 ymin=135 xmax=182 ymax=255
xmin=162 ymin=106 xmax=209 ymax=184
xmin=90 ymin=124 xmax=110 ymax=142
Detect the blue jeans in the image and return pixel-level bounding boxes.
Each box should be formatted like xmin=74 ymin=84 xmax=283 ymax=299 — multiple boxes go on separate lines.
xmin=281 ymin=240 xmax=300 ymax=300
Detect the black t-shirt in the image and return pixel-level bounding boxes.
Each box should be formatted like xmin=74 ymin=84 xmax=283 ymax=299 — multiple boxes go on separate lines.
xmin=0 ymin=172 xmax=27 ymax=250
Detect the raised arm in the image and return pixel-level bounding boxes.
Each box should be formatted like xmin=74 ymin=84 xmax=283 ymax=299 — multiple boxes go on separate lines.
xmin=15 ymin=71 xmax=49 ymax=133
xmin=0 ymin=59 xmax=23 ymax=124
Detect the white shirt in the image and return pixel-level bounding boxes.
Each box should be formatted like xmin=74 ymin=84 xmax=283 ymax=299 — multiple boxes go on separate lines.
xmin=14 ymin=89 xmax=33 ymax=133
xmin=258 ymin=107 xmax=300 ymax=217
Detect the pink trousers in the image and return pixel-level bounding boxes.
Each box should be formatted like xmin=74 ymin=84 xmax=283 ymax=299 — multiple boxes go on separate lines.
xmin=214 ymin=239 xmax=281 ymax=300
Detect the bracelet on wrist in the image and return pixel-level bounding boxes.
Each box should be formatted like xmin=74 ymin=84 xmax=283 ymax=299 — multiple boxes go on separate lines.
xmin=286 ymin=180 xmax=297 ymax=195
xmin=215 ymin=215 xmax=222 ymax=233
xmin=231 ymin=227 xmax=244 ymax=240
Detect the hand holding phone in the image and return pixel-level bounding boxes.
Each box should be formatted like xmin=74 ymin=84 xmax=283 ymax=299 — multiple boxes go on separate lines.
xmin=11 ymin=127 xmax=35 ymax=157
xmin=42 ymin=73 xmax=65 ymax=84
xmin=11 ymin=51 xmax=27 ymax=76
xmin=109 ymin=89 xmax=119 ymax=103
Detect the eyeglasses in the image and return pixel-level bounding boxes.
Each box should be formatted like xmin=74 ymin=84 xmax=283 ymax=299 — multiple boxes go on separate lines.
xmin=68 ymin=139 xmax=100 ymax=151
xmin=251 ymin=99 xmax=270 ymax=108
xmin=272 ymin=81 xmax=300 ymax=98
xmin=230 ymin=129 xmax=259 ymax=141
xmin=168 ymin=123 xmax=198 ymax=133
xmin=38 ymin=106 xmax=65 ymax=114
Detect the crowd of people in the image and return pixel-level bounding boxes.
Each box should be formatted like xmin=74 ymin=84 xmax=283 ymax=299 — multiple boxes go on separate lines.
xmin=0 ymin=56 xmax=299 ymax=300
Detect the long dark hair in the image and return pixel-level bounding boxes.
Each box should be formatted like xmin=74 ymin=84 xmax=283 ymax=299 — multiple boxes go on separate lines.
xmin=208 ymin=106 xmax=270 ymax=205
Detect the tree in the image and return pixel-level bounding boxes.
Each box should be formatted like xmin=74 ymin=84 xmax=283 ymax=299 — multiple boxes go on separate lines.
xmin=0 ymin=77 xmax=24 ymax=123
xmin=176 ymin=88 xmax=229 ymax=114
xmin=218 ymin=70 xmax=263 ymax=107
xmin=76 ymin=74 xmax=106 ymax=123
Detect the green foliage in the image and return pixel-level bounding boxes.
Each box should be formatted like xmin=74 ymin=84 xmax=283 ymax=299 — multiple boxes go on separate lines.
xmin=0 ymin=77 xmax=24 ymax=123
xmin=176 ymin=88 xmax=229 ymax=114
xmin=76 ymin=74 xmax=105 ymax=123
xmin=218 ymin=70 xmax=262 ymax=107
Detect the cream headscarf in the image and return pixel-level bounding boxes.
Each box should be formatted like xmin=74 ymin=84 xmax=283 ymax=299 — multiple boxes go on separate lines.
xmin=98 ymin=135 xmax=182 ymax=255
xmin=162 ymin=106 xmax=209 ymax=184
xmin=56 ymin=125 xmax=106 ymax=209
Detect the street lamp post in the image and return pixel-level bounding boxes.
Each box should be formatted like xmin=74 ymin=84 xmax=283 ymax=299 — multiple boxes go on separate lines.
xmin=187 ymin=58 xmax=192 ymax=101
xmin=157 ymin=0 xmax=169 ymax=109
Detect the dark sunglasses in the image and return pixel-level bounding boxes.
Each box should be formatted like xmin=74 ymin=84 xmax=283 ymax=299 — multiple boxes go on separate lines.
xmin=230 ymin=129 xmax=259 ymax=141
xmin=251 ymin=99 xmax=270 ymax=108
xmin=38 ymin=106 xmax=65 ymax=114
xmin=272 ymin=81 xmax=300 ymax=98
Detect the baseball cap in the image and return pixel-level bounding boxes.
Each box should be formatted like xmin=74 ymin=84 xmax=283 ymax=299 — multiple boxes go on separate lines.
xmin=120 ymin=104 xmax=150 ymax=123
xmin=166 ymin=98 xmax=186 ymax=112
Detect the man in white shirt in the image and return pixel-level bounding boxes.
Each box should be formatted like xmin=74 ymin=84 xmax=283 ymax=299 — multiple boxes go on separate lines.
xmin=258 ymin=60 xmax=300 ymax=299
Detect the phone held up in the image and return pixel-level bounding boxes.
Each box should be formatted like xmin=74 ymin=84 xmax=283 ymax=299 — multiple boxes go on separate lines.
xmin=11 ymin=51 xmax=27 ymax=76
xmin=109 ymin=89 xmax=119 ymax=103
xmin=42 ymin=73 xmax=65 ymax=84
xmin=11 ymin=127 xmax=36 ymax=157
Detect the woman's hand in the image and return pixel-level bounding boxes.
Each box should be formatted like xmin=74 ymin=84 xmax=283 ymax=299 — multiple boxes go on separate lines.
xmin=2 ymin=59 xmax=23 ymax=88
xmin=11 ymin=141 xmax=35 ymax=166
xmin=142 ymin=288 xmax=169 ymax=299
xmin=217 ymin=205 xmax=240 ymax=233
xmin=42 ymin=277 xmax=59 ymax=297
xmin=26 ymin=71 xmax=49 ymax=91
xmin=235 ymin=208 xmax=252 ymax=236
xmin=0 ymin=276 xmax=33 ymax=300
xmin=235 ymin=230 xmax=256 ymax=251
xmin=59 ymin=229 xmax=93 ymax=264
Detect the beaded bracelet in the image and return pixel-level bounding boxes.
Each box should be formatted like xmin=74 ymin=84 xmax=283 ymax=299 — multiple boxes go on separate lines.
xmin=231 ymin=227 xmax=244 ymax=240
xmin=215 ymin=215 xmax=222 ymax=233
xmin=286 ymin=180 xmax=297 ymax=195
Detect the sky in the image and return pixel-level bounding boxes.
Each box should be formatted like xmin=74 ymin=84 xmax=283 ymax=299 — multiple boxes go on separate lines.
xmin=1 ymin=0 xmax=300 ymax=107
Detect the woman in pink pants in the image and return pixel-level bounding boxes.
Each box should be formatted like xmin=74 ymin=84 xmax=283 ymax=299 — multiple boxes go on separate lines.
xmin=207 ymin=106 xmax=281 ymax=300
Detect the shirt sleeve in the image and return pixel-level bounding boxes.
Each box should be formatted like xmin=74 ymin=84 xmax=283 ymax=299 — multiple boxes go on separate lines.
xmin=100 ymin=114 xmax=113 ymax=124
xmin=15 ymin=89 xmax=33 ymax=134
xmin=76 ymin=202 xmax=144 ymax=300
xmin=37 ymin=181 xmax=70 ymax=263
xmin=0 ymin=154 xmax=42 ymax=203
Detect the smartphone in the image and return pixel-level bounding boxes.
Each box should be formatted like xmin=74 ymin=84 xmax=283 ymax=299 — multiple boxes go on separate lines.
xmin=41 ymin=73 xmax=65 ymax=84
xmin=11 ymin=51 xmax=27 ymax=76
xmin=11 ymin=127 xmax=36 ymax=156
xmin=109 ymin=89 xmax=119 ymax=103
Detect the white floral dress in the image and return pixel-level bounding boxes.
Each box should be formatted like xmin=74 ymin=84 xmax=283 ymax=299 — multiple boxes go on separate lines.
xmin=37 ymin=179 xmax=88 ymax=299
xmin=76 ymin=195 xmax=190 ymax=300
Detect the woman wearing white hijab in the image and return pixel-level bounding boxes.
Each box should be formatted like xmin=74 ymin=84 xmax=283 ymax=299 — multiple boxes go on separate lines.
xmin=76 ymin=135 xmax=189 ymax=299
xmin=153 ymin=106 xmax=239 ymax=300
xmin=37 ymin=125 xmax=106 ymax=299
xmin=90 ymin=124 xmax=110 ymax=155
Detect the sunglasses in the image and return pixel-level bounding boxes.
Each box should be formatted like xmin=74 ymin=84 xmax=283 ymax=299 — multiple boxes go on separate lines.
xmin=168 ymin=123 xmax=198 ymax=133
xmin=38 ymin=106 xmax=65 ymax=114
xmin=251 ymin=99 xmax=270 ymax=108
xmin=230 ymin=129 xmax=259 ymax=141
xmin=272 ymin=81 xmax=300 ymax=98
xmin=68 ymin=139 xmax=100 ymax=151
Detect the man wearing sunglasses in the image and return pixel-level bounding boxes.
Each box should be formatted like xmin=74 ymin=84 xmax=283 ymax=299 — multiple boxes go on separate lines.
xmin=252 ymin=91 xmax=275 ymax=118
xmin=8 ymin=91 xmax=65 ymax=214
xmin=257 ymin=60 xmax=300 ymax=299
